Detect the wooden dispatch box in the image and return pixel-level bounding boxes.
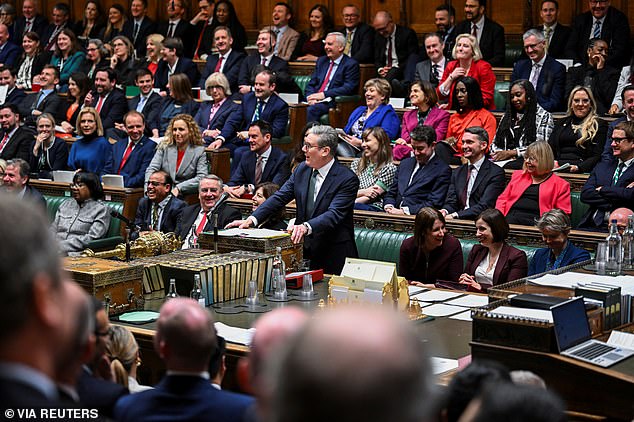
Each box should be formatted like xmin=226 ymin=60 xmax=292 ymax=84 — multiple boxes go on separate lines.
xmin=65 ymin=257 xmax=144 ymax=314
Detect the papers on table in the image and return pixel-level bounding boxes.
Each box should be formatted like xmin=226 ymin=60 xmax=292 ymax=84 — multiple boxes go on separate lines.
xmin=214 ymin=322 xmax=256 ymax=346
xmin=485 ymin=306 xmax=553 ymax=323
xmin=445 ymin=295 xmax=489 ymax=308
xmin=411 ymin=290 xmax=464 ymax=302
xmin=430 ymin=357 xmax=459 ymax=375
xmin=421 ymin=303 xmax=466 ymax=317
xmin=607 ymin=330 xmax=634 ymax=349
xmin=218 ymin=228 xmax=289 ymax=239
xmin=449 ymin=310 xmax=473 ymax=322
xmin=408 ymin=285 xmax=426 ymax=296
xmin=530 ymin=273 xmax=634 ymax=295
xmin=407 ymin=287 xmax=487 ymax=319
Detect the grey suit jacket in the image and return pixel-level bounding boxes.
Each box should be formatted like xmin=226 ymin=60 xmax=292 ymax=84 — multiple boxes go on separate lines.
xmin=145 ymin=145 xmax=208 ymax=195
xmin=276 ymin=27 xmax=300 ymax=61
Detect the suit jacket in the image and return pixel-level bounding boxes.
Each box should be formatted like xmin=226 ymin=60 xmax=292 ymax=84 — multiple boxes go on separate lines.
xmin=496 ymin=170 xmax=571 ymax=216
xmin=338 ymin=23 xmax=375 ymax=64
xmin=128 ymin=92 xmax=162 ymax=136
xmin=154 ymin=57 xmax=200 ymax=91
xmin=0 ymin=42 xmax=21 ymax=68
xmin=442 ymin=27 xmax=458 ymax=60
xmin=344 ymin=104 xmax=401 ymax=139
xmin=77 ymin=368 xmax=128 ymax=418
xmin=253 ymin=160 xmax=359 ymax=274
xmin=0 ymin=126 xmax=34 ymax=162
xmin=579 ymin=158 xmax=634 ymax=229
xmin=443 ymin=159 xmax=506 ymax=220
xmin=565 ymin=7 xmax=631 ymax=68
xmin=121 ymin=17 xmax=157 ymax=58
xmin=14 ymin=14 xmax=48 ymax=39
xmin=399 ymin=234 xmax=463 ymax=283
xmin=194 ymin=99 xmax=242 ymax=144
xmin=413 ymin=59 xmax=448 ymax=89
xmin=175 ymin=202 xmax=242 ymax=241
xmin=239 ymin=93 xmax=289 ymax=139
xmin=0 ymin=374 xmax=59 ymax=409
xmin=400 ymin=107 xmax=450 ymax=143
xmin=41 ymin=22 xmax=70 ymax=50
xmin=534 ymin=23 xmax=571 ymax=60
xmin=149 ymin=98 xmax=200 ymax=135
xmin=29 ymin=136 xmax=69 ymax=178
xmin=134 ymin=195 xmax=187 ymax=234
xmin=4 ymin=87 xmax=26 ymax=106
xmin=157 ymin=20 xmax=197 ymax=58
xmin=305 ymin=54 xmax=360 ymax=100
xmin=455 ymin=17 xmax=506 ymax=67
xmin=374 ymin=25 xmax=418 ymax=70
xmin=90 ymin=88 xmax=128 ymax=130
xmin=276 ymin=26 xmax=300 ymax=61
xmin=548 ymin=116 xmax=606 ymax=173
xmin=603 ymin=115 xmax=626 ymax=161
xmin=145 ymin=144 xmax=208 ymax=195
xmin=565 ymin=64 xmax=620 ymax=115
xmin=465 ymin=243 xmax=528 ymax=289
xmin=238 ymin=54 xmax=289 ymax=86
xmin=19 ymin=90 xmax=65 ymax=126
xmin=24 ymin=184 xmax=47 ymax=211
xmin=103 ymin=136 xmax=157 ymax=188
xmin=384 ymin=154 xmax=452 ymax=215
xmin=529 ymin=242 xmax=590 ymax=275
xmin=192 ymin=20 xmax=214 ymax=58
xmin=439 ymin=59 xmax=496 ymax=110
xmin=198 ymin=50 xmax=246 ymax=93
xmin=511 ymin=55 xmax=566 ymax=112
xmin=114 ymin=375 xmax=253 ymax=422
xmin=229 ymin=146 xmax=290 ymax=187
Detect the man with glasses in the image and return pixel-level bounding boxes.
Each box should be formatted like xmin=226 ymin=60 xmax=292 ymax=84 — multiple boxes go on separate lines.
xmin=229 ymin=125 xmax=358 ymax=274
xmin=133 ymin=170 xmax=186 ymax=239
xmin=579 ymin=120 xmax=634 ymax=230
xmin=604 ymin=85 xmax=634 ymax=160
xmin=337 ymin=4 xmax=374 ymax=64
xmin=565 ymin=0 xmax=630 ymax=68
xmin=372 ymin=11 xmax=418 ymax=82
xmin=511 ymin=28 xmax=566 ymax=112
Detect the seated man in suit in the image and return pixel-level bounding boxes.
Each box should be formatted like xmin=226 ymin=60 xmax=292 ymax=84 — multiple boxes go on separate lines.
xmin=18 ymin=65 xmax=64 ymax=127
xmin=511 ymin=29 xmax=566 ymax=112
xmin=121 ymin=0 xmax=156 ymax=59
xmin=0 ymin=104 xmax=33 ymax=162
xmin=114 ymin=298 xmax=254 ymax=422
xmin=40 ymin=2 xmax=71 ymax=51
xmin=384 ymin=125 xmax=452 ymax=215
xmin=190 ymin=0 xmax=214 ymax=59
xmin=0 ymin=196 xmax=89 ymax=409
xmin=198 ymin=26 xmax=246 ymax=94
xmin=536 ymin=0 xmax=571 ymax=60
xmin=395 ymin=32 xmax=448 ymax=98
xmin=225 ymin=120 xmax=290 ymax=198
xmin=154 ymin=37 xmax=200 ymax=94
xmin=441 ymin=127 xmax=506 ymax=220
xmin=338 ymin=5 xmax=374 ymax=64
xmin=14 ymin=0 xmax=48 ymax=40
xmin=229 ymin=125 xmax=359 ymax=274
xmin=372 ymin=11 xmax=418 ymax=82
xmin=238 ymin=28 xmax=292 ymax=96
xmin=271 ymin=2 xmax=300 ymax=61
xmin=103 ymin=111 xmax=156 ymax=188
xmin=304 ymin=32 xmax=360 ymax=123
xmin=579 ymin=121 xmax=634 ymax=230
xmin=83 ymin=68 xmax=128 ymax=131
xmin=603 ymin=85 xmax=634 ymax=160
xmin=436 ymin=4 xmax=457 ymax=59
xmin=157 ymin=0 xmax=196 ymax=58
xmin=2 ymin=159 xmax=46 ymax=210
xmin=454 ymin=0 xmax=505 ymax=67
xmin=0 ymin=65 xmax=26 ymax=106
xmin=0 ymin=24 xmax=20 ymax=68
xmin=176 ymin=175 xmax=242 ymax=248
xmin=112 ymin=68 xmax=161 ymax=140
xmin=133 ymin=170 xmax=186 ymax=239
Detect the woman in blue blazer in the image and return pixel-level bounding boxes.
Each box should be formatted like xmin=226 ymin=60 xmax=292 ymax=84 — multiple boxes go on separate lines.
xmin=150 ymin=74 xmax=200 ymax=137
xmin=339 ymin=78 xmax=400 ymax=157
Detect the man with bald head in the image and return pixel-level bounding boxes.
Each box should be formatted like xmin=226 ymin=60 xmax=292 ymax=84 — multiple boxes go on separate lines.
xmin=609 ymin=207 xmax=633 ymax=235
xmin=114 ymin=298 xmax=253 ymax=421
xmin=270 ymin=307 xmax=434 ymax=422
xmin=0 ymin=24 xmax=20 ymax=68
xmin=372 ymin=11 xmax=418 ymax=82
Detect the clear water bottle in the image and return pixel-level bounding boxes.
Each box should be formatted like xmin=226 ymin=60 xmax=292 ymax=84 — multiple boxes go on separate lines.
xmin=190 ymin=274 xmax=206 ymax=307
xmin=272 ymin=247 xmax=287 ymax=299
xmin=166 ymin=278 xmax=179 ymax=299
xmin=606 ymin=219 xmax=622 ymax=276
xmin=623 ymin=215 xmax=634 ymax=270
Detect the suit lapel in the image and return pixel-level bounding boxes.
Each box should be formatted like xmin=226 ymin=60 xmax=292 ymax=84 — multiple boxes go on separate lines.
xmin=167 ymin=147 xmax=178 ymax=181
xmin=313 ymin=162 xmax=338 ymax=216
xmin=177 ymin=146 xmax=194 ymax=177
xmin=492 ymin=244 xmax=510 ymax=285
xmin=261 ymin=149 xmax=277 ymax=181
xmin=470 ymin=160 xmax=488 ymax=194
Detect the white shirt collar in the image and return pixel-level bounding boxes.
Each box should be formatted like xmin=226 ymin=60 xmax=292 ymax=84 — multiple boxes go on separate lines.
xmin=534 ymin=54 xmax=547 ymax=66
xmin=470 ymin=155 xmax=486 ymax=171
xmin=259 ymin=145 xmax=272 ymax=159
xmin=314 ymin=157 xmax=336 ymax=178
xmin=166 ymin=370 xmax=210 ymax=379
xmin=473 ymin=15 xmax=485 ymax=29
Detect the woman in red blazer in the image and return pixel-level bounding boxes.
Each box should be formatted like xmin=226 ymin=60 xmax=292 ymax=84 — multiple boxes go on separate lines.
xmin=496 ymin=141 xmax=571 ymax=225
xmin=459 ymin=209 xmax=528 ymax=292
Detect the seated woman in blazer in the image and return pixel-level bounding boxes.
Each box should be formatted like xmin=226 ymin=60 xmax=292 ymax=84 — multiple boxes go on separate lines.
xmin=194 ymin=72 xmax=241 ymax=149
xmin=145 ymin=114 xmax=208 ymax=197
xmin=459 ymin=209 xmax=528 ymax=292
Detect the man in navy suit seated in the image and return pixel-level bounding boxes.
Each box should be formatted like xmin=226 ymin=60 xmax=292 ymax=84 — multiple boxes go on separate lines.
xmin=304 ymin=32 xmax=360 ymax=123
xmin=579 ymin=120 xmax=634 ymax=230
xmin=384 ymin=125 xmax=452 ymax=215
xmin=114 ymin=298 xmax=254 ymax=422
xmin=154 ymin=37 xmax=200 ymax=94
xmin=84 ymin=68 xmax=128 ymax=131
xmin=133 ymin=170 xmax=186 ymax=239
xmin=0 ymin=65 xmax=26 ymax=106
xmin=103 ymin=111 xmax=156 ymax=188
xmin=225 ymin=120 xmax=290 ymax=198
xmin=441 ymin=127 xmax=506 ymax=220
xmin=198 ymin=26 xmax=246 ymax=94
xmin=511 ymin=29 xmax=566 ymax=112
xmin=0 ymin=24 xmax=20 ymax=68
xmin=603 ymin=85 xmax=634 ymax=161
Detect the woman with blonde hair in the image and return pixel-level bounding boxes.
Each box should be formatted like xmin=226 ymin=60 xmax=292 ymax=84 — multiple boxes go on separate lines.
xmin=67 ymin=107 xmax=111 ymax=174
xmin=145 ymin=113 xmax=208 ymax=197
xmin=0 ymin=159 xmax=7 ymax=186
xmin=106 ymin=325 xmax=152 ymax=393
xmin=140 ymin=34 xmax=164 ymax=75
xmin=194 ymin=72 xmax=241 ymax=148
xmin=100 ymin=4 xmax=127 ymax=45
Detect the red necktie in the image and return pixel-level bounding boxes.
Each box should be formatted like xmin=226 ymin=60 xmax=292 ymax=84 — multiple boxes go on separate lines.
xmin=118 ymin=141 xmax=134 ymax=174
xmin=318 ymin=61 xmax=334 ymax=92
xmin=214 ymin=55 xmax=223 ymax=72
xmin=387 ymin=37 xmax=393 ymax=67
xmin=193 ymin=20 xmax=208 ymax=59
xmin=95 ymin=96 xmax=105 ymax=113
xmin=0 ymin=133 xmax=9 ymax=153
xmin=194 ymin=213 xmax=208 ymax=243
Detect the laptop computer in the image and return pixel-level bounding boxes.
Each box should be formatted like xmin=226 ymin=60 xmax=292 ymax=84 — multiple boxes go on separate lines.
xmin=551 ymin=297 xmax=634 ymax=368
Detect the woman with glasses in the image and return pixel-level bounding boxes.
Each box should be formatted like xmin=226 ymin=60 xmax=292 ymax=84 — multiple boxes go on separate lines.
xmin=51 ymin=171 xmax=111 ymax=256
xmin=49 ymin=29 xmax=85 ymax=92
xmin=79 ymin=39 xmax=110 ymax=81
xmin=194 ymin=72 xmax=241 ymax=148
xmin=496 ymin=141 xmax=571 ymax=225
xmin=67 ymin=107 xmax=111 ymax=174
xmin=29 ymin=113 xmax=69 ymax=179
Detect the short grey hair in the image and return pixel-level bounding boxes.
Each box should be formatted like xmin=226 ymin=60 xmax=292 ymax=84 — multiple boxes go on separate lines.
xmin=88 ymin=39 xmax=109 ymax=58
xmin=205 ymin=72 xmax=231 ymax=96
xmin=201 ymin=174 xmax=224 ymax=190
xmin=308 ymin=125 xmax=338 ymax=157
xmin=6 ymin=159 xmax=30 ymax=178
xmin=535 ymin=209 xmax=571 ymax=233
xmin=523 ymin=28 xmax=545 ymax=42
xmin=327 ymin=32 xmax=346 ymax=48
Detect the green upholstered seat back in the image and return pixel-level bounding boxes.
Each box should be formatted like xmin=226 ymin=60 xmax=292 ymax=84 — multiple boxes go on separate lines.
xmin=44 ymin=195 xmax=124 ymax=239
xmin=570 ymin=191 xmax=589 ymax=228
xmin=292 ymin=75 xmax=311 ymax=96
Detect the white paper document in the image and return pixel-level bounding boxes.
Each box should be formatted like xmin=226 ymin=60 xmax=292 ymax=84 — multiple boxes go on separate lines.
xmin=421 ymin=303 xmax=465 ymax=317
xmin=217 ymin=228 xmax=289 ymax=239
xmin=408 ymin=286 xmax=427 ymax=296
xmin=449 ymin=310 xmax=473 ymax=322
xmin=446 ymin=295 xmax=489 ymax=308
xmin=411 ymin=290 xmax=464 ymax=302
xmin=430 ymin=357 xmax=459 ymax=375
xmin=607 ymin=330 xmax=634 ymax=350
xmin=486 ymin=306 xmax=553 ymax=323
xmin=214 ymin=322 xmax=256 ymax=346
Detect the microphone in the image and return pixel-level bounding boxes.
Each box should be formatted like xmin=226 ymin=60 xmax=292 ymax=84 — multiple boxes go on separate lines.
xmin=211 ymin=192 xmax=229 ymax=214
xmin=110 ymin=210 xmax=139 ymax=231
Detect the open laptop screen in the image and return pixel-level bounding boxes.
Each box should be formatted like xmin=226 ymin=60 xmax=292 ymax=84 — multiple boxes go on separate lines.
xmin=551 ymin=297 xmax=592 ymax=352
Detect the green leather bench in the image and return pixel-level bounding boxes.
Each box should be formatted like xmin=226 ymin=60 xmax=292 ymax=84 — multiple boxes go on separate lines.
xmin=570 ymin=191 xmax=589 ymax=229
xmin=44 ymin=195 xmax=125 ymax=251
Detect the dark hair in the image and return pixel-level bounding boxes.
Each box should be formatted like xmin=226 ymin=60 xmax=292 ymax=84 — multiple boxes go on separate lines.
xmin=151 ymin=170 xmax=173 ymax=190
xmin=476 ymin=209 xmax=509 ymax=242
xmin=53 ymin=2 xmax=70 ymax=15
xmin=450 ymin=76 xmax=484 ymax=112
xmin=464 ymin=126 xmax=489 ymax=144
xmin=0 ymin=103 xmax=20 ymax=116
xmin=163 ymin=37 xmax=184 ymax=56
xmin=103 ymin=4 xmax=126 ymax=40
xmin=256 ymin=68 xmax=277 ymax=86
xmin=541 ymin=0 xmax=559 ymax=9
xmin=587 ymin=37 xmax=607 ymax=51
xmin=80 ymin=1 xmax=104 ymax=30
xmin=357 ymin=126 xmax=392 ymax=176
xmin=54 ymin=28 xmax=81 ymax=58
xmin=254 ymin=182 xmax=284 ymax=223
xmin=42 ymin=64 xmax=61 ymax=81
xmin=213 ymin=25 xmax=232 ymax=38
xmin=472 ymin=0 xmax=486 ymax=7
xmin=20 ymin=32 xmax=42 ymax=61
xmin=168 ymin=73 xmax=194 ymax=104
xmin=307 ymin=4 xmax=334 ymax=39
xmin=135 ymin=67 xmax=153 ymax=81
xmin=621 ymin=84 xmax=634 ymax=101
xmin=494 ymin=79 xmax=538 ymax=151
xmin=410 ymin=79 xmax=439 ymax=107
xmin=68 ymin=72 xmax=90 ymax=104
xmin=213 ymin=1 xmax=245 ymax=31
xmin=249 ymin=120 xmax=273 ymax=138
xmin=615 ymin=120 xmax=634 ymax=138
xmin=73 ymin=171 xmax=104 ymax=200
xmin=435 ymin=4 xmax=456 ymax=17
xmin=0 ymin=65 xmax=17 ymax=78
xmin=96 ymin=67 xmax=117 ymax=83
xmin=410 ymin=125 xmax=436 ymax=146
xmin=6 ymin=159 xmax=30 ymax=178
xmin=414 ymin=207 xmax=445 ymax=248
xmin=209 ymin=335 xmax=226 ymax=379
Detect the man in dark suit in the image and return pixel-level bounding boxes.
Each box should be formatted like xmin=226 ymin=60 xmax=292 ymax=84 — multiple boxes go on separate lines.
xmin=411 ymin=33 xmax=448 ymax=90
xmin=190 ymin=0 xmax=214 ymax=59
xmin=134 ymin=170 xmax=186 ymax=237
xmin=198 ymin=26 xmax=246 ymax=94
xmin=338 ymin=5 xmax=374 ymax=64
xmin=454 ymin=0 xmax=506 ymax=67
xmin=579 ymin=121 xmax=634 ymax=230
xmin=2 ymin=158 xmax=46 ymax=210
xmin=441 ymin=127 xmax=506 ymax=220
xmin=0 ymin=196 xmax=89 ymax=409
xmin=121 ymin=0 xmax=156 ymax=59
xmin=384 ymin=125 xmax=452 ymax=215
xmin=157 ymin=0 xmax=196 ymax=58
xmin=13 ymin=0 xmax=48 ymax=39
xmin=226 ymin=120 xmax=290 ymax=198
xmin=0 ymin=24 xmax=21 ymax=68
xmin=40 ymin=2 xmax=70 ymax=51
xmin=19 ymin=65 xmax=64 ymax=127
xmin=176 ymin=175 xmax=242 ymax=247
xmin=372 ymin=11 xmax=418 ymax=82
xmin=114 ymin=298 xmax=254 ymax=422
xmin=565 ymin=0 xmax=630 ymax=68
xmin=436 ymin=4 xmax=457 ymax=59
xmin=535 ymin=0 xmax=571 ymax=60
xmin=125 ymin=69 xmax=161 ymax=137
xmin=305 ymin=32 xmax=360 ymax=123
xmin=603 ymin=85 xmax=634 ymax=160
xmin=103 ymin=111 xmax=156 ymax=188
xmin=238 ymin=28 xmax=290 ymax=95
xmin=0 ymin=65 xmax=26 ymax=106
xmin=230 ymin=125 xmax=359 ymax=274
xmin=154 ymin=37 xmax=200 ymax=92
xmin=511 ymin=29 xmax=566 ymax=112
xmin=84 ymin=68 xmax=128 ymax=131
xmin=0 ymin=104 xmax=33 ymax=162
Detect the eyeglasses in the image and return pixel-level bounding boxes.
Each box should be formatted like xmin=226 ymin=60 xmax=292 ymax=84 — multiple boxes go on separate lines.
xmin=524 ymin=41 xmax=544 ymax=50
xmin=302 ymin=142 xmax=322 ymax=150
xmin=148 ymin=181 xmax=167 ymax=186
xmin=208 ymin=85 xmax=223 ymax=90
xmin=611 ymin=137 xmax=632 ymax=144
xmin=525 ymin=156 xmax=538 ymax=162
